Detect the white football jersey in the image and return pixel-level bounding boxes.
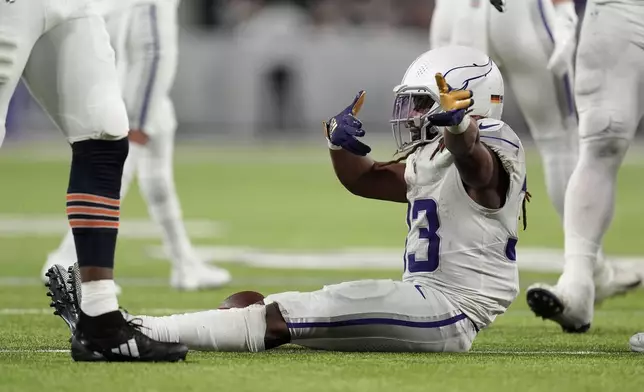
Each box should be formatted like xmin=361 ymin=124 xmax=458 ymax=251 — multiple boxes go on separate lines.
xmin=402 ymin=119 xmax=526 ymax=329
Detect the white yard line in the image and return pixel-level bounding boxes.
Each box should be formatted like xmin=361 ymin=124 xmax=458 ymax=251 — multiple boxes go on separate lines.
xmin=0 ymin=308 xmax=204 ymax=316
xmin=150 ymin=245 xmax=644 ymax=274
xmin=0 ymin=349 xmax=70 ymax=353
xmin=0 ymin=349 xmax=623 ymax=355
xmin=472 ymin=350 xmax=619 ymax=355
xmin=0 ymin=276 xmax=338 ymax=287
xmin=0 ymin=215 xmax=224 ymax=239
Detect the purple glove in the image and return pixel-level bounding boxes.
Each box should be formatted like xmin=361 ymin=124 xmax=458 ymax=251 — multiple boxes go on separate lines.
xmin=323 ymin=91 xmax=372 ymax=156
xmin=427 ymin=108 xmax=468 ymax=128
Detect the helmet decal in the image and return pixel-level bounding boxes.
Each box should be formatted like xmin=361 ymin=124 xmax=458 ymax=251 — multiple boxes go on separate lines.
xmin=443 ymin=57 xmax=493 ymax=90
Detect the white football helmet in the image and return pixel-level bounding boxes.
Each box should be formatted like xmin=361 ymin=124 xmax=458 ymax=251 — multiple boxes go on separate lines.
xmin=391 ymin=45 xmax=504 ymax=155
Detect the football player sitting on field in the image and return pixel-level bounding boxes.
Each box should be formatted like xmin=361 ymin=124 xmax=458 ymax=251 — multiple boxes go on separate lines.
xmin=47 ymin=45 xmax=528 ymax=355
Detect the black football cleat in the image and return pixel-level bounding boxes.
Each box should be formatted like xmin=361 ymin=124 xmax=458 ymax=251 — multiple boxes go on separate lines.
xmin=45 ymin=264 xmax=79 ymax=333
xmin=67 ymin=263 xmax=82 ymax=313
xmin=50 ymin=263 xmax=188 ymax=362
xmin=71 ymin=312 xmax=189 ymax=362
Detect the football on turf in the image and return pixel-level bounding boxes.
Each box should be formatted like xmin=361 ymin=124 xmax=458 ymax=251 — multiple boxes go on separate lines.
xmin=218 ymin=291 xmax=265 ymax=309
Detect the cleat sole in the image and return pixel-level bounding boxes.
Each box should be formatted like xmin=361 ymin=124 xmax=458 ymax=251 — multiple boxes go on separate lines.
xmin=526 ymin=287 xmax=590 ymax=334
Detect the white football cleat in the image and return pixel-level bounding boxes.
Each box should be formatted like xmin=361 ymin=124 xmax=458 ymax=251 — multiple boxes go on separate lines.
xmin=526 ymin=281 xmax=593 ymax=333
xmin=41 ymin=253 xmax=122 ymax=295
xmin=170 ymin=262 xmax=231 ymax=291
xmin=594 ymin=262 xmax=641 ymax=304
xmin=629 ymin=333 xmax=644 ymax=352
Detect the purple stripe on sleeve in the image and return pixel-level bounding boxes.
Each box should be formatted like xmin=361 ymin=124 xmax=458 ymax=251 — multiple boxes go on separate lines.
xmin=480 ymin=135 xmax=520 ymax=149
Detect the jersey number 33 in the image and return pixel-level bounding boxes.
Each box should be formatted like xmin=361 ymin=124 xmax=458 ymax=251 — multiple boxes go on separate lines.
xmin=404 ymin=198 xmax=519 ymax=274
xmin=404 ymin=199 xmax=441 ymax=273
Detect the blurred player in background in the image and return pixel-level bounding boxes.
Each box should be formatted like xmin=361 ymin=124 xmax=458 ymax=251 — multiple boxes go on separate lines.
xmin=430 ymin=0 xmax=577 ymax=230
xmin=1 ymin=0 xmax=187 ymax=361
xmin=42 ymin=0 xmax=231 ymax=291
xmin=527 ymin=0 xmax=644 ymax=336
xmin=50 ymin=45 xmax=528 ymax=354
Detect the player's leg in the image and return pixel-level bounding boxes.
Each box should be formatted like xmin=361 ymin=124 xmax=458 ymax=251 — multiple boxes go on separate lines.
xmin=265 ymin=280 xmax=476 ymax=352
xmin=40 ymin=142 xmax=140 ymax=289
xmin=527 ymin=0 xmax=644 ymax=332
xmin=40 ymin=8 xmax=138 ymax=286
xmin=429 ymin=0 xmax=453 ymax=49
xmin=122 ymin=2 xmax=230 ymax=289
xmin=130 ymin=280 xmax=476 ymax=353
xmin=135 ymin=108 xmax=231 ymax=290
xmin=489 ymin=0 xmax=577 ymax=221
xmin=430 ymin=0 xmax=488 ymax=52
xmin=26 ymin=12 xmax=186 ymax=361
xmin=0 ymin=2 xmax=46 ymax=148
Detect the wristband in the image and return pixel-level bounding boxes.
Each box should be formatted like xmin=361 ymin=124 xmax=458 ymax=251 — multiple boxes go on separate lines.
xmin=446 ymin=114 xmax=471 ymax=135
xmin=327 ymin=139 xmax=342 ymax=150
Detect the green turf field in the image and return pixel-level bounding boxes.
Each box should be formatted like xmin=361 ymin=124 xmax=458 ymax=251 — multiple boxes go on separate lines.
xmin=1 ymin=143 xmax=643 ymax=392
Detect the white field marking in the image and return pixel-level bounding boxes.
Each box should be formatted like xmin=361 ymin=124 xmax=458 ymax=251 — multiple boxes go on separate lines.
xmin=0 ymin=215 xmax=224 ymax=239
xmin=0 ymin=276 xmax=337 ymax=287
xmin=148 ymin=245 xmax=644 ymax=274
xmin=0 ymin=308 xmax=205 ymax=316
xmin=472 ymin=350 xmax=620 ymax=355
xmin=5 ymin=308 xmax=644 ymax=318
xmin=5 ymin=142 xmax=644 ymax=166
xmin=0 ymin=349 xmax=624 ymax=355
xmin=0 ymin=349 xmax=70 ymax=353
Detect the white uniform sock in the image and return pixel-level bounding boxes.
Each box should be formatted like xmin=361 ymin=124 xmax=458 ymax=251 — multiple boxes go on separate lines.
xmin=560 ymin=138 xmax=628 ymax=287
xmin=81 ymin=280 xmax=120 ymax=317
xmin=137 ymin=139 xmax=195 ymax=267
xmin=533 ymin=128 xmax=578 ymax=223
xmin=129 ymin=306 xmax=267 ymax=352
xmin=538 ymin=141 xmax=577 ymax=222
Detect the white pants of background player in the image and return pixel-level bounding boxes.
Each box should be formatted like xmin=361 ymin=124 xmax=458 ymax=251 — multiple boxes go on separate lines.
xmin=0 ymin=0 xmax=128 ymax=146
xmin=431 ymin=0 xmax=578 ymax=221
xmin=129 ymin=280 xmax=478 ymax=352
xmin=555 ymin=0 xmax=644 ymax=320
xmin=43 ymin=1 xmax=230 ymax=290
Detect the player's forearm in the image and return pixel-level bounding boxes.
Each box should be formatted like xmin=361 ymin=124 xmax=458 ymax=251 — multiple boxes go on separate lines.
xmin=552 ymin=0 xmax=572 ymax=5
xmin=329 ymin=149 xmax=375 ymax=188
xmin=443 ymin=117 xmax=479 ymax=157
xmin=329 ymin=149 xmax=407 ymax=202
xmin=443 ymin=118 xmax=495 ymax=189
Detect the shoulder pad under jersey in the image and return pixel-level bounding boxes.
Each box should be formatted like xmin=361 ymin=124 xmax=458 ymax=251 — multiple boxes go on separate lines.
xmin=476 ymin=119 xmax=525 ymax=175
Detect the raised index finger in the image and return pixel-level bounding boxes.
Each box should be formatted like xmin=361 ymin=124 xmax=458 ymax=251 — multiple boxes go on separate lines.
xmin=435 ymin=73 xmax=449 ymax=94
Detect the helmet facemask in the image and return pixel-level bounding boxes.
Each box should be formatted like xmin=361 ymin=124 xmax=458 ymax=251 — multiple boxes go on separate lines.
xmin=390 ymin=86 xmax=442 ymax=157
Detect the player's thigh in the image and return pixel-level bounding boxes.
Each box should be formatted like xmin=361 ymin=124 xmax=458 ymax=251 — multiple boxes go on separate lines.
xmin=429 ymin=0 xmax=453 ymax=49
xmin=123 ymin=2 xmax=179 ymax=132
xmin=104 ymin=9 xmax=133 ymax=89
xmin=0 ymin=2 xmax=45 ymax=146
xmin=574 ymin=1 xmax=644 ymax=142
xmin=489 ymin=0 xmax=576 ymax=140
xmin=265 ymin=279 xmax=476 ymax=352
xmin=23 ymin=15 xmax=128 ymax=142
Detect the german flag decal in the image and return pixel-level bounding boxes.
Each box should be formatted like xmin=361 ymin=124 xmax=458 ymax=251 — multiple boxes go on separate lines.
xmin=491 ymin=95 xmax=503 ymax=104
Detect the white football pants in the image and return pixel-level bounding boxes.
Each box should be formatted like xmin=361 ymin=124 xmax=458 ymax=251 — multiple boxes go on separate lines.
xmin=560 ymin=0 xmax=644 ymax=285
xmin=49 ymin=1 xmax=196 ymax=267
xmin=0 ymin=0 xmax=128 ymax=147
xmin=430 ymin=0 xmax=578 ymax=220
xmin=265 ymin=279 xmax=477 ymax=352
